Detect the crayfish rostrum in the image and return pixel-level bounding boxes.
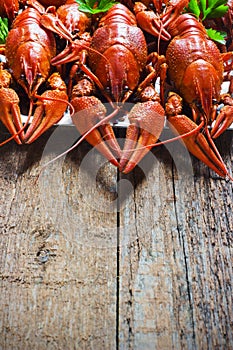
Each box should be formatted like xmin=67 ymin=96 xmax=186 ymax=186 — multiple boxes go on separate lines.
xmin=0 ymin=0 xmax=233 ymax=180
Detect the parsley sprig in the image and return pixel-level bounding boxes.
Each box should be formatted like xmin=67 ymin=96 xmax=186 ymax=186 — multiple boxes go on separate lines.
xmin=188 ymin=0 xmax=228 ymax=20
xmin=205 ymin=28 xmax=227 ymax=44
xmin=0 ymin=17 xmax=8 ymax=44
xmin=187 ymin=0 xmax=228 ymax=43
xmin=76 ymin=0 xmax=116 ymax=14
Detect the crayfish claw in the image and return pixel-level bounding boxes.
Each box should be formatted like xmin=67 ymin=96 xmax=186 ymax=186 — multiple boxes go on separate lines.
xmin=134 ymin=2 xmax=171 ymax=41
xmin=120 ymin=100 xmax=165 ymax=173
xmin=70 ymin=95 xmax=121 ymax=167
xmin=98 ymin=123 xmax=122 ymax=159
xmin=0 ymin=66 xmax=24 ymax=144
xmin=40 ymin=12 xmax=73 ymax=43
xmin=165 ymin=92 xmax=231 ymax=179
xmin=211 ymin=96 xmax=233 ymax=138
xmin=167 ymin=114 xmax=229 ymax=178
xmin=24 ymin=72 xmax=68 ymax=143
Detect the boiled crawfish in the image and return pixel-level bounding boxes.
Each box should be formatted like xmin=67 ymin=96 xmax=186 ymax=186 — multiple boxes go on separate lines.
xmin=134 ymin=0 xmax=233 ymax=178
xmin=1 ymin=3 xmax=69 ymax=144
xmin=51 ymin=3 xmax=167 ymax=173
xmin=0 ymin=0 xmax=232 ymax=179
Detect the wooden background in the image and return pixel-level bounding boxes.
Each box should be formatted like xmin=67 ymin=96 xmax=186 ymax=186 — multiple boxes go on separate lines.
xmin=0 ymin=124 xmax=232 ymax=349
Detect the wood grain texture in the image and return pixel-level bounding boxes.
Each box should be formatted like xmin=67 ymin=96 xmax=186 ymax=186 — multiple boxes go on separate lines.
xmin=0 ymin=126 xmax=118 ymax=349
xmin=0 ymin=125 xmax=232 ymax=349
xmin=118 ymin=132 xmax=233 ymax=350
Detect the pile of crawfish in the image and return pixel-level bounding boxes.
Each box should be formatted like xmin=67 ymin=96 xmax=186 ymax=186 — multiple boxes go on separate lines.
xmin=0 ymin=0 xmax=233 ymax=178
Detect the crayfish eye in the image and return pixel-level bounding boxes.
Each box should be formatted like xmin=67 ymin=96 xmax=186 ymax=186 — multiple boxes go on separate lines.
xmin=148 ymin=2 xmax=155 ymax=10
xmin=20 ymin=74 xmax=26 ymax=81
xmin=73 ymin=29 xmax=80 ymax=36
xmin=195 ymin=101 xmax=204 ymax=113
xmin=161 ymin=3 xmax=166 ymax=11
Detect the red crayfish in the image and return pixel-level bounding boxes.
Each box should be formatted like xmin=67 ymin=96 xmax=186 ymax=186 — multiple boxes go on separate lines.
xmin=134 ymin=0 xmax=233 ymax=179
xmin=50 ymin=3 xmax=167 ymax=173
xmin=0 ymin=0 xmax=233 ymax=180
xmin=0 ymin=0 xmax=71 ymax=144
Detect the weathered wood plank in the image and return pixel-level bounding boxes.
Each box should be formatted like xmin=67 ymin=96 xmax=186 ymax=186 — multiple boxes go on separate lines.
xmin=118 ymin=131 xmax=233 ymax=350
xmin=0 ymin=126 xmax=118 ymax=349
xmin=0 ymin=125 xmax=232 ymax=350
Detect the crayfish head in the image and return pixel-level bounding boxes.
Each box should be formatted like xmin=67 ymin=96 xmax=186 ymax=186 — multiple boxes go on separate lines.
xmin=180 ymin=60 xmax=222 ymax=124
xmin=14 ymin=42 xmax=52 ymax=97
xmin=104 ymin=46 xmax=139 ymax=103
xmin=90 ymin=44 xmax=143 ymax=104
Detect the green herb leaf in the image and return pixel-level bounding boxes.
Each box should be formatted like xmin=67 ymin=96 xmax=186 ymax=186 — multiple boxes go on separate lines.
xmin=188 ymin=0 xmax=228 ymax=20
xmin=208 ymin=0 xmax=227 ymax=9
xmin=98 ymin=0 xmax=116 ymax=12
xmin=206 ymin=28 xmax=227 ymax=44
xmin=204 ymin=4 xmax=228 ymax=19
xmin=76 ymin=0 xmax=116 ymax=14
xmin=199 ymin=0 xmax=206 ymax=16
xmin=0 ymin=17 xmax=8 ymax=44
xmin=188 ymin=0 xmax=201 ymax=17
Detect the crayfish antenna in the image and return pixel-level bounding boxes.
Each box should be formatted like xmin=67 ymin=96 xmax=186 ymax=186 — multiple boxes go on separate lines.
xmin=0 ymin=131 xmax=23 ymax=147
